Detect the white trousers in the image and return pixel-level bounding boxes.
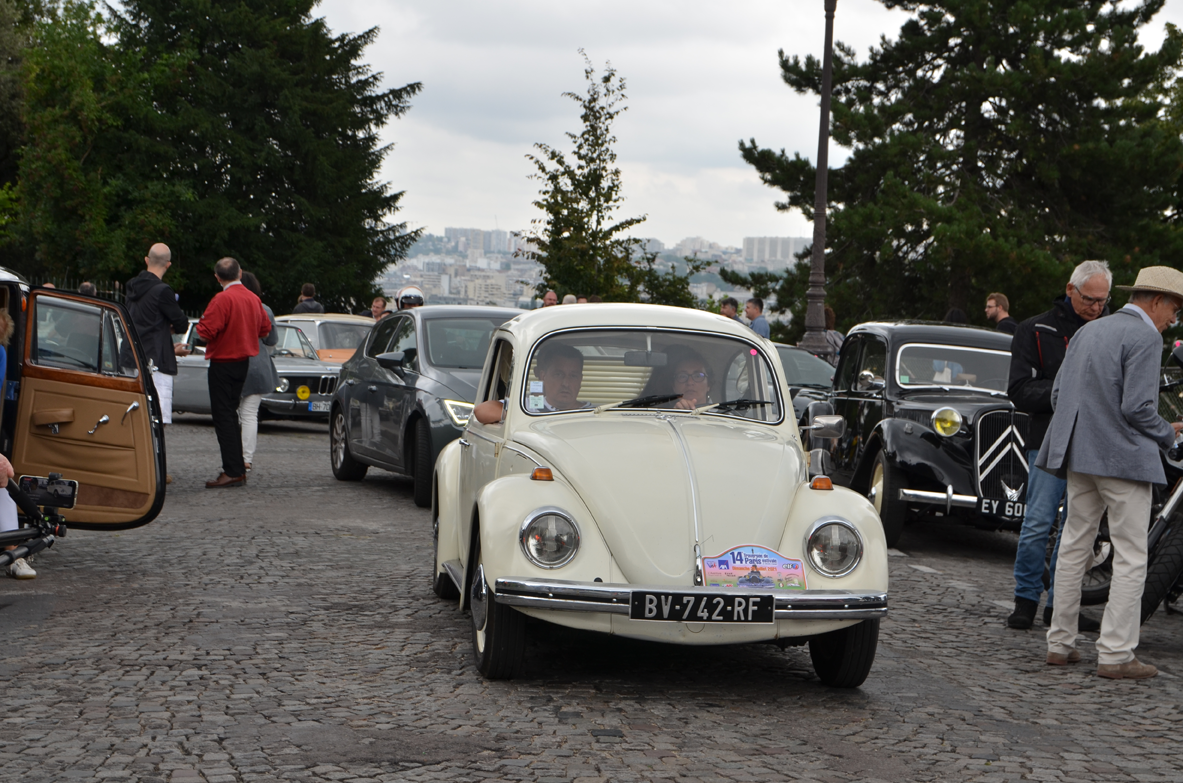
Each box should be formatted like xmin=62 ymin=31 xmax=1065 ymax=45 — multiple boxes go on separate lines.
xmin=238 ymin=394 xmax=263 ymax=465
xmin=153 ymin=370 xmax=174 ymax=424
xmin=0 ymin=491 xmax=16 ymax=533
xmin=1049 ymin=470 xmax=1152 ymax=665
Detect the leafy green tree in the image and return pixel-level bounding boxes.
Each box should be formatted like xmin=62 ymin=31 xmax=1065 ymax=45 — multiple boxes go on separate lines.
xmin=16 ymin=0 xmax=420 ymax=312
xmin=735 ymin=0 xmax=1183 ymax=340
xmin=518 ymin=52 xmax=701 ymax=306
xmin=0 ymin=0 xmax=27 ymax=190
xmin=16 ymin=1 xmax=165 ymax=280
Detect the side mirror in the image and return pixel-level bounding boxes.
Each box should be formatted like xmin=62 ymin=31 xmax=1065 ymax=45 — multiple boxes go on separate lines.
xmin=857 ymin=369 xmax=885 ymax=391
xmin=376 ymin=351 xmax=406 ymax=371
xmin=1172 ymin=344 xmax=1183 ymax=369
xmin=805 ymin=415 xmax=846 ymax=439
xmin=808 ymin=448 xmax=833 ymax=479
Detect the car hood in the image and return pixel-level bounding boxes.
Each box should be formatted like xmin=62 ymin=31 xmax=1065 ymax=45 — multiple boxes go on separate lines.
xmin=426 ymin=367 xmax=482 ymax=402
xmin=893 ymin=392 xmax=1011 ymax=424
xmin=272 ymin=356 xmax=340 ymax=374
xmin=512 ymin=414 xmax=803 ymax=586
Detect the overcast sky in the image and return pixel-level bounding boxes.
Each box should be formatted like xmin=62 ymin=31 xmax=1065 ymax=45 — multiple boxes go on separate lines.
xmin=316 ymin=1 xmax=1183 ymax=249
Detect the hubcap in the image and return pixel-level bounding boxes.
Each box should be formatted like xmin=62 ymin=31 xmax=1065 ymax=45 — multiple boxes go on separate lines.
xmin=332 ymin=413 xmax=345 ymax=467
xmin=470 ymin=563 xmax=488 ymax=634
xmin=871 ymin=463 xmax=884 ymax=515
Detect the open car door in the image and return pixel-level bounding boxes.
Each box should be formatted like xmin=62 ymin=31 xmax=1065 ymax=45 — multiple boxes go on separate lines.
xmin=11 ymin=289 xmax=165 ymax=530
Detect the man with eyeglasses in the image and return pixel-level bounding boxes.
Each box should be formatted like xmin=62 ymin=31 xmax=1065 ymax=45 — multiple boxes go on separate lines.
xmin=1038 ymin=267 xmax=1183 ymax=679
xmin=1006 ymin=260 xmax=1112 ymax=632
xmin=473 ymin=343 xmax=589 ymax=423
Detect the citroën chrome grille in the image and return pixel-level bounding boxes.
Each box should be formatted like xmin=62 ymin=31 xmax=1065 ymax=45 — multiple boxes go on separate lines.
xmin=975 ymin=409 xmax=1030 ymax=505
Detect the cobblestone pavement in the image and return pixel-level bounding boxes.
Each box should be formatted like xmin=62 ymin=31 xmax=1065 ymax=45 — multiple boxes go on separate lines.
xmin=3 ymin=416 xmax=1183 ymax=783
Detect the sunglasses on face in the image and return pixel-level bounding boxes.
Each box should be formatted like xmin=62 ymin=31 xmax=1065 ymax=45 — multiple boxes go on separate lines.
xmin=1075 ymin=291 xmax=1110 ymax=307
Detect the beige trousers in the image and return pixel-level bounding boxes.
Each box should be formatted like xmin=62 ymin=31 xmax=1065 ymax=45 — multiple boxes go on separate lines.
xmin=1048 ymin=470 xmax=1152 ymax=664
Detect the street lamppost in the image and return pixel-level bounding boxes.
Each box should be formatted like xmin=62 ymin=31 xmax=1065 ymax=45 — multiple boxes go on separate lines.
xmin=798 ymin=0 xmax=838 ymax=359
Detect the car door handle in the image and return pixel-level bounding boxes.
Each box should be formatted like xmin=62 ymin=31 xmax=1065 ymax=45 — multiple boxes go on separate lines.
xmin=459 ymin=439 xmax=471 ymax=448
xmin=87 ymin=415 xmax=110 ymax=435
xmin=367 ymin=385 xmax=377 ymax=393
xmin=121 ymin=401 xmax=139 ymax=425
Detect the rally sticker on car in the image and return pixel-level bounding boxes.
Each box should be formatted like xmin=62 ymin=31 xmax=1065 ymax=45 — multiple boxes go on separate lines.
xmin=703 ymin=546 xmax=807 ymax=590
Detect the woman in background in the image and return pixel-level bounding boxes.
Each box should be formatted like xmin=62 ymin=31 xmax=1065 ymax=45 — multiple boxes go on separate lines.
xmin=238 ymin=272 xmax=279 ymax=471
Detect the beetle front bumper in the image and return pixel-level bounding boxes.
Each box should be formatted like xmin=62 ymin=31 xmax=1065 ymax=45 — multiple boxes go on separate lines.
xmin=493 ymin=577 xmax=887 ymax=620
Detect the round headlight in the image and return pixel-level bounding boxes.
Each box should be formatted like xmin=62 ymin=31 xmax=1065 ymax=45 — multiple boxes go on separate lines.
xmin=520 ymin=508 xmax=580 ymax=568
xmin=805 ymin=519 xmax=863 ymax=577
xmin=276 ymin=377 xmax=290 ymax=393
xmin=930 ymin=407 xmax=962 ymax=437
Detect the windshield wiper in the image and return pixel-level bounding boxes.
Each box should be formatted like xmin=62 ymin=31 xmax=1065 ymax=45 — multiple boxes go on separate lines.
xmin=594 ymin=394 xmax=682 ymax=413
xmin=696 ymin=398 xmax=773 ymax=413
xmin=898 ymin=384 xmax=1007 ymax=398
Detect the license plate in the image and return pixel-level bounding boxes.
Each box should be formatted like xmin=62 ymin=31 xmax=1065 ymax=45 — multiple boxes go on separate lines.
xmin=308 ymin=401 xmax=331 ymax=413
xmin=629 ymin=591 xmax=775 ymax=623
xmin=979 ymin=497 xmax=1025 ymax=520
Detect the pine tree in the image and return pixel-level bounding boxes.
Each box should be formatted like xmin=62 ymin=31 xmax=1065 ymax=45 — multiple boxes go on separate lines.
xmin=734 ymin=0 xmax=1183 ymax=338
xmin=518 ymin=52 xmax=704 ymax=306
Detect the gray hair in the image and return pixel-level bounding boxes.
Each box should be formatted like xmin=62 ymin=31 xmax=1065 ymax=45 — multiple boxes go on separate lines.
xmin=1069 ymin=260 xmax=1112 ymax=291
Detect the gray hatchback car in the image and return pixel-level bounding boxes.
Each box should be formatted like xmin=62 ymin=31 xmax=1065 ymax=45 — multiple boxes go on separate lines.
xmin=329 ymin=305 xmax=520 ymax=506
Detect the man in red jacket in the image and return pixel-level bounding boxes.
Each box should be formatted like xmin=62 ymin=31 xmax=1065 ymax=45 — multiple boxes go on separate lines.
xmin=196 ymin=257 xmax=272 ymax=488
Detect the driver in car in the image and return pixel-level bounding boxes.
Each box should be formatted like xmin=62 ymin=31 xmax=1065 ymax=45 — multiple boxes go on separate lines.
xmin=473 ymin=344 xmax=589 ymax=423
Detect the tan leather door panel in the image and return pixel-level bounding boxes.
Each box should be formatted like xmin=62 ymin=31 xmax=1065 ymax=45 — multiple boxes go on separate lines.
xmin=13 ymin=291 xmax=164 ymax=528
xmin=15 ymin=377 xmax=151 ymax=511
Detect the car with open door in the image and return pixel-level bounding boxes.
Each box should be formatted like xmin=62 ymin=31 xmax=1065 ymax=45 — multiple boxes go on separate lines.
xmin=3 ymin=271 xmax=165 ymax=529
xmin=432 ymin=303 xmax=888 ymax=686
xmin=803 ymin=321 xmax=1022 ymax=547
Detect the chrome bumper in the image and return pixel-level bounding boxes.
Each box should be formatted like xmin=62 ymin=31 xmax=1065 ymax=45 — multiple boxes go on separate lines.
xmin=493 ymin=577 xmax=887 ymax=620
xmin=261 ymin=397 xmax=329 ymax=414
xmin=899 ymin=486 xmax=978 ymax=514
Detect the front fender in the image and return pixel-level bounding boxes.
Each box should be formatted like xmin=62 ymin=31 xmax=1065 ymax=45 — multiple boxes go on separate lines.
xmin=859 ymin=418 xmax=977 ymax=497
xmin=779 ymin=483 xmax=888 ymax=594
xmin=475 ymin=476 xmax=615 ymax=595
xmin=433 ymin=439 xmax=464 ymax=586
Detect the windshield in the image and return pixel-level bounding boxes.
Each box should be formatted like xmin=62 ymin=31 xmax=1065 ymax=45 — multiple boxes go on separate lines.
xmin=319 ymin=322 xmax=371 ymax=351
xmin=522 ymin=329 xmax=783 ymax=423
xmin=896 ymin=343 xmax=1011 ymax=392
xmin=777 ymin=346 xmax=834 ymax=388
xmin=425 ymin=317 xmax=510 ymax=369
xmin=269 ymin=325 xmax=319 ymax=360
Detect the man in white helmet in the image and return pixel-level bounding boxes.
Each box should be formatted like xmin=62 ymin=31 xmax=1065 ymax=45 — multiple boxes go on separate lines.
xmin=397 ymin=285 xmax=425 ymax=311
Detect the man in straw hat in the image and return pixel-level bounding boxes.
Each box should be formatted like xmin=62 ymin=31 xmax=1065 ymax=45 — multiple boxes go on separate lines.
xmin=1037 ymin=265 xmax=1183 ymax=679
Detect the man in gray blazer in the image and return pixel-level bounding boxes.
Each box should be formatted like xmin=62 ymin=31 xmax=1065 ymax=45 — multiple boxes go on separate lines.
xmin=1036 ymin=266 xmax=1183 ymax=679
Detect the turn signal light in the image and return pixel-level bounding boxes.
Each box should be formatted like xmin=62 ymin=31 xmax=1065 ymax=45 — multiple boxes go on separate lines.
xmin=810 ymin=476 xmax=833 ymax=490
xmin=531 ymin=467 xmax=554 ymax=481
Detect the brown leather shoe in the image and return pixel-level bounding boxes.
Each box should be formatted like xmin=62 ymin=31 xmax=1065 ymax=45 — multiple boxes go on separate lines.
xmin=1047 ymin=649 xmax=1081 ymax=666
xmin=205 ymin=473 xmax=246 ymax=489
xmin=1097 ymin=659 xmax=1157 ymax=680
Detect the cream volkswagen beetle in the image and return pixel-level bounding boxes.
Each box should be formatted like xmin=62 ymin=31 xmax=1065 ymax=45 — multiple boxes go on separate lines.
xmin=432 ymin=304 xmax=888 ymax=686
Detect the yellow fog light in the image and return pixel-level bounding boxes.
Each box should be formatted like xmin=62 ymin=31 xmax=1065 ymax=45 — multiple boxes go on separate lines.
xmin=930 ymin=407 xmax=962 ymax=437
xmin=296 ymin=385 xmax=311 ymax=401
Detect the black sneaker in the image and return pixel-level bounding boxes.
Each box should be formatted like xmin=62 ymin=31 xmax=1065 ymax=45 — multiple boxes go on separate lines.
xmin=1008 ymin=597 xmax=1039 ymax=629
xmin=1044 ymin=605 xmax=1101 ymax=632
